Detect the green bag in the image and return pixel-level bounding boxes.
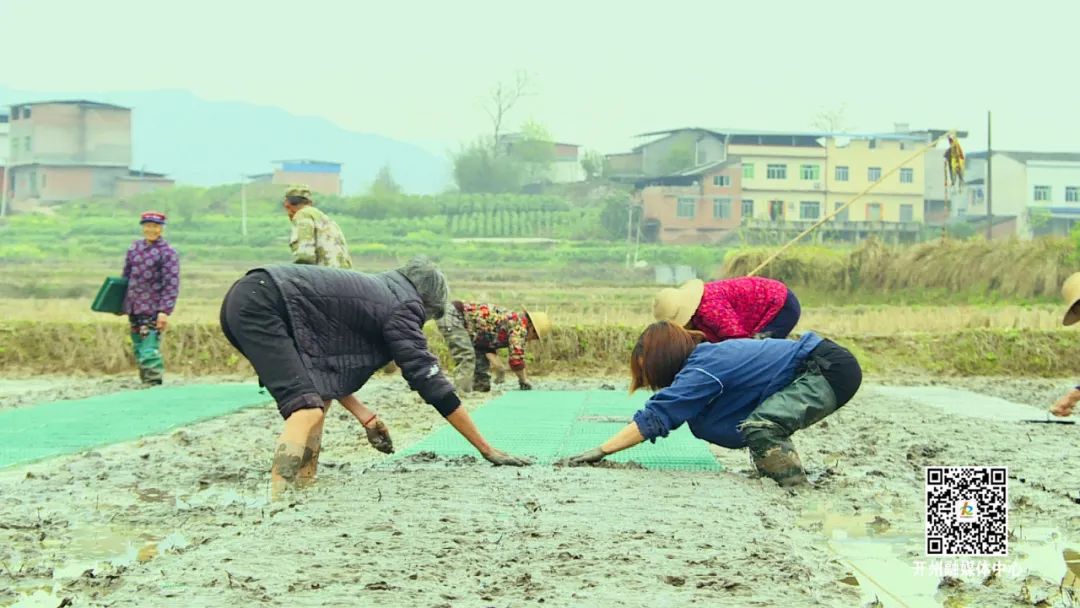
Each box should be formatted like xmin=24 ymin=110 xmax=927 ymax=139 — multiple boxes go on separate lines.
xmin=91 ymin=277 xmax=129 ymax=314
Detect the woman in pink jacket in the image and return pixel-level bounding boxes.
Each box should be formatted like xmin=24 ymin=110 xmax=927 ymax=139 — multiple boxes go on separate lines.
xmin=652 ymin=277 xmax=801 ymax=342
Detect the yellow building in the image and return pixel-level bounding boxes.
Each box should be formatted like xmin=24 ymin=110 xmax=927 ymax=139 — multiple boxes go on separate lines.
xmin=633 ymin=128 xmax=927 ymax=226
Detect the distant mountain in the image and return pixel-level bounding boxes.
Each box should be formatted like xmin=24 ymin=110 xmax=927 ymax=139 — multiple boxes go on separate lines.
xmin=0 ymin=86 xmax=451 ymax=194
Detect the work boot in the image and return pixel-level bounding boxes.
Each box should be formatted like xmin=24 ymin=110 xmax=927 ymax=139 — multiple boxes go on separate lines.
xmin=749 ymin=442 xmax=809 ymax=487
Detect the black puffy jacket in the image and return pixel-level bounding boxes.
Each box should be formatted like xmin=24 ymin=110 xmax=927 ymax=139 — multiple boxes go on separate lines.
xmin=256 ymin=263 xmax=460 ymax=416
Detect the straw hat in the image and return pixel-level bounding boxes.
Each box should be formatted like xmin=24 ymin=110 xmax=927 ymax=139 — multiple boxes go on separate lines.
xmin=525 ymin=310 xmax=552 ymax=340
xmin=653 ymin=279 xmax=705 ymax=327
xmin=1062 ymin=272 xmax=1080 ymax=325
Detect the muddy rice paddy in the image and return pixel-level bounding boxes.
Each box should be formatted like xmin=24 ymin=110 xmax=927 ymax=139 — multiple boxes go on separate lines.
xmin=1 ymin=374 xmax=1078 ymax=607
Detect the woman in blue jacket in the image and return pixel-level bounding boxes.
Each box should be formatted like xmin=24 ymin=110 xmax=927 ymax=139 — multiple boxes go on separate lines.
xmin=561 ymin=321 xmax=862 ymax=486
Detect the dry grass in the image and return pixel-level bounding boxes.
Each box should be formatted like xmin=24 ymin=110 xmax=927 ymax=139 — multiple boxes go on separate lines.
xmin=724 ymin=237 xmax=1074 ymax=299
xmin=2 ymin=320 xmax=1078 ymax=378
xmin=1 ymin=298 xmax=1066 ymax=335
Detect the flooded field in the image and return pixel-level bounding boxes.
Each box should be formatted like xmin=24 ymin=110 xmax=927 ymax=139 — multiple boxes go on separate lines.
xmin=1 ymin=375 xmax=1078 ymax=607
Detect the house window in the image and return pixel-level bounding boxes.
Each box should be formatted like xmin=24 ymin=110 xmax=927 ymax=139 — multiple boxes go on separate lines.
xmin=23 ymin=107 xmax=31 ymax=119
xmin=713 ymin=197 xmax=732 ymax=219
xmin=24 ymin=137 xmax=31 ymax=152
xmin=800 ymin=165 xmax=820 ymax=181
xmin=742 ymin=199 xmax=754 ymax=219
xmin=867 ymin=202 xmax=882 ymax=221
xmin=900 ymin=168 xmax=914 ymax=183
xmin=769 ymin=200 xmax=784 ymax=220
xmin=835 ymin=166 xmax=849 ymax=181
xmin=766 ymin=164 xmax=787 ymax=179
xmin=1034 ymin=185 xmax=1051 ymax=201
xmin=833 ymin=202 xmax=849 ymax=222
xmin=900 ymin=204 xmax=914 ymax=222
xmin=712 ymin=175 xmax=730 ymax=187
xmin=869 ymin=139 xmax=877 ymax=149
xmin=868 ymin=167 xmax=882 ymax=181
xmin=800 ymin=201 xmax=820 ymax=220
xmin=677 ymin=197 xmax=696 ymax=218
xmin=743 ymin=164 xmax=754 ymax=179
xmin=9 ymin=107 xmax=17 ymax=121
xmin=1067 ymin=187 xmax=1079 ymax=203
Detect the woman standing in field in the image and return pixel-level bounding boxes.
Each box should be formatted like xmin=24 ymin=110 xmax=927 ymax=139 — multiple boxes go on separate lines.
xmin=652 ymin=277 xmax=800 ymax=342
xmin=560 ymin=321 xmax=861 ymax=486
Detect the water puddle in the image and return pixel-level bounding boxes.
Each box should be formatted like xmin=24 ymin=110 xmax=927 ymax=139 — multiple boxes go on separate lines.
xmin=801 ymin=505 xmax=1079 ymax=607
xmin=869 ymin=386 xmax=1050 ymax=423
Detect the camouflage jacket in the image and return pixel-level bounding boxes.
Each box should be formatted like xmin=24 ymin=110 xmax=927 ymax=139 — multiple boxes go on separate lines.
xmin=289 ymin=206 xmax=353 ymax=268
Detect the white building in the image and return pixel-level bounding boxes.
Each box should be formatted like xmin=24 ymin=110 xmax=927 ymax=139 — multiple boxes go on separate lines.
xmin=960 ymin=151 xmax=1080 ymax=238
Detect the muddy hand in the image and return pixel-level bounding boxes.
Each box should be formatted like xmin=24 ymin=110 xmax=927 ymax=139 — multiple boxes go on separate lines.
xmin=482 ymin=448 xmax=533 ymax=466
xmin=557 ymin=447 xmax=606 ymax=467
xmin=364 ymin=420 xmax=395 ymax=454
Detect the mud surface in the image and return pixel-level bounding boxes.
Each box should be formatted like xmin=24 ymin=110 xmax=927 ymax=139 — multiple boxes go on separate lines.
xmin=0 ymin=375 xmax=1078 ymax=607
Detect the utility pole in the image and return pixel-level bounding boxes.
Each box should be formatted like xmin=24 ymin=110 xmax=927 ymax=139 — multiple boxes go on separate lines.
xmin=625 ymin=196 xmax=634 ymax=268
xmin=240 ymin=174 xmax=248 ymax=240
xmin=986 ymin=111 xmax=993 ymax=241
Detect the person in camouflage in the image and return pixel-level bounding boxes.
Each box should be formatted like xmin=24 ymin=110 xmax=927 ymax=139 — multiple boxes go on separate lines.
xmin=279 ymin=186 xmax=393 ymax=449
xmin=283 ymin=185 xmax=353 ymax=268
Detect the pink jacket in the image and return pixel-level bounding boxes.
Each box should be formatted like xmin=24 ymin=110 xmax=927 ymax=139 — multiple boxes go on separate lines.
xmin=690 ymin=277 xmax=789 ymax=341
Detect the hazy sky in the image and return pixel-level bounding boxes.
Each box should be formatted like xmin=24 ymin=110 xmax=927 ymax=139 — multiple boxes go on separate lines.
xmin=2 ymin=0 xmax=1076 ymax=155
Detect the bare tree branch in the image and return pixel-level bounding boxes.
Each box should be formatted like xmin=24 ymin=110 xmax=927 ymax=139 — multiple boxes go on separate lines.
xmin=483 ymin=70 xmax=535 ymax=153
xmin=810 ymin=104 xmax=853 ymax=133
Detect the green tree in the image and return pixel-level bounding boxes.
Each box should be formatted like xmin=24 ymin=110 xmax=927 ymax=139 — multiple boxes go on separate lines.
xmin=510 ymin=119 xmax=556 ymax=184
xmin=452 ymin=139 xmax=523 ymax=193
xmin=581 ymin=149 xmax=604 ymax=180
xmin=370 ymin=164 xmax=402 ymax=197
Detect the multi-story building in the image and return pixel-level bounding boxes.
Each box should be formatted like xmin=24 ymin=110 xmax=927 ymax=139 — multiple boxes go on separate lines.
xmin=635 ymin=160 xmax=743 ymax=243
xmin=961 ymin=151 xmax=1080 ymax=238
xmin=5 ymin=100 xmax=172 ymax=203
xmin=620 ymin=128 xmax=929 ymax=242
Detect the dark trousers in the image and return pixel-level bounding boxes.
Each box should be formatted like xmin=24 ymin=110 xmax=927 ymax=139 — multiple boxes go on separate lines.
xmin=738 ymin=339 xmax=862 ymax=484
xmin=220 ymin=272 xmax=325 ymax=419
xmin=759 ymin=289 xmax=802 ymax=339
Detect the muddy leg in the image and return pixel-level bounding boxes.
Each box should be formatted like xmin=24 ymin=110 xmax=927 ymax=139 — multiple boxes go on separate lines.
xmin=271 ymin=407 xmax=326 ymax=498
xmin=296 ymin=402 xmax=331 ymax=487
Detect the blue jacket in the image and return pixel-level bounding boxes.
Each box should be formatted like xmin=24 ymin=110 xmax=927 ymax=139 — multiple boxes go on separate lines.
xmin=632 ymin=332 xmax=823 ymax=449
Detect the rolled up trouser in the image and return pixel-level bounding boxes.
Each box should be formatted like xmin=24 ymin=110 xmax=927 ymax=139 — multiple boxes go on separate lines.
xmin=436 ymin=306 xmax=475 ymax=392
xmin=738 ymin=339 xmax=861 ymax=486
xmin=219 ymin=271 xmax=326 ymax=419
xmin=129 ymin=314 xmax=164 ymax=384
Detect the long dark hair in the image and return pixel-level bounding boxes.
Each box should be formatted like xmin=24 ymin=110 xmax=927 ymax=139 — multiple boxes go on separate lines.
xmin=630 ymin=321 xmax=705 ymax=392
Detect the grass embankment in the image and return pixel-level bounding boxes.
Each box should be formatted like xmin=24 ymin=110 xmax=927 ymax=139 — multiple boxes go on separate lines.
xmin=2 ymin=321 xmax=1077 ymax=378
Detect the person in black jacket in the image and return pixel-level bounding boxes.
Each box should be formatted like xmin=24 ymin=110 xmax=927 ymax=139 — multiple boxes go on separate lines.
xmin=220 ymin=256 xmax=532 ymax=496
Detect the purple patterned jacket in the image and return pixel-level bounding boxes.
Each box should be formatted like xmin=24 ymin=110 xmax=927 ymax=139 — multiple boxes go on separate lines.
xmin=122 ymin=239 xmax=180 ymax=316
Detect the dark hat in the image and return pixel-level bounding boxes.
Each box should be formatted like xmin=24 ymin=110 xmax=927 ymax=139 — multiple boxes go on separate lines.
xmin=140 ymin=211 xmax=167 ymax=225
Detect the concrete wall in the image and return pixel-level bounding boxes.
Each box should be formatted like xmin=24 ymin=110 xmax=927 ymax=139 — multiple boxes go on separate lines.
xmin=9 ymin=165 xmax=129 ymax=202
xmin=639 ymin=131 xmax=727 ymax=176
xmin=604 ymin=152 xmax=642 ymax=176
xmin=272 ymin=170 xmax=342 ymax=195
xmin=961 ymin=155 xmax=1027 ymax=234
xmin=8 ymin=103 xmax=131 ymax=167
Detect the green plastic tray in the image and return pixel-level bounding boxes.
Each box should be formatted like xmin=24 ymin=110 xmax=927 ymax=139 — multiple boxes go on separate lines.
xmin=390 ymin=390 xmax=722 ymax=471
xmin=91 ymin=276 xmax=129 ymax=313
